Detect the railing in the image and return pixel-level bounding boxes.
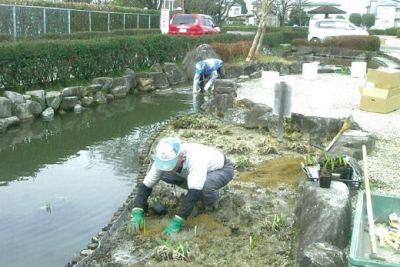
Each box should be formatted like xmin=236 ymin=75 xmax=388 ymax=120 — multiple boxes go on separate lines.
xmin=0 ymin=4 xmax=160 ymax=40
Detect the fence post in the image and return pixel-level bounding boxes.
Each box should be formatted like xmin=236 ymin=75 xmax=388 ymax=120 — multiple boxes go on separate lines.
xmin=12 ymin=5 xmax=17 ymax=40
xmin=89 ymin=11 xmax=92 ymax=32
xmin=123 ymin=13 xmax=125 ymax=30
xmin=137 ymin=14 xmax=139 ymax=29
xmin=108 ymin=13 xmax=110 ymax=32
xmin=68 ymin=9 xmax=71 ymax=34
xmin=148 ymin=15 xmax=151 ymax=30
xmin=43 ymin=7 xmax=47 ymax=34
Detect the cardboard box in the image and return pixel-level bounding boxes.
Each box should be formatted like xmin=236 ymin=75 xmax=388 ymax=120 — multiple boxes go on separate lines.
xmin=366 ymin=68 xmax=400 ymax=90
xmin=359 ymin=87 xmax=400 ymax=113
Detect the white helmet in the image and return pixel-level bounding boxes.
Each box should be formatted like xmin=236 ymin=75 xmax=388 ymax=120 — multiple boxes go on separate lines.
xmin=154 ymin=137 xmax=181 ymax=171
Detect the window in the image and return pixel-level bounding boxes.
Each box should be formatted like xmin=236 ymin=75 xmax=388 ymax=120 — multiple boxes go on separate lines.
xmin=172 ymin=14 xmax=196 ymax=25
xmin=317 ymin=21 xmax=335 ymax=28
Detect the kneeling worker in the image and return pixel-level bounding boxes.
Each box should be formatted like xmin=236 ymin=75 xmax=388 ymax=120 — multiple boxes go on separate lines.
xmin=131 ymin=137 xmax=234 ymax=235
xmin=193 ymin=58 xmax=225 ymax=94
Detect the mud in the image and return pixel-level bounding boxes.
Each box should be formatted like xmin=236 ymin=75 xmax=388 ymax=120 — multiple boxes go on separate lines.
xmin=83 ymin=113 xmax=315 ymax=267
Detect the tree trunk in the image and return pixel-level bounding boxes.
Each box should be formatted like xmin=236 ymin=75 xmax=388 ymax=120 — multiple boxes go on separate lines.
xmin=246 ymin=0 xmax=269 ymax=62
xmin=255 ymin=21 xmax=266 ymax=55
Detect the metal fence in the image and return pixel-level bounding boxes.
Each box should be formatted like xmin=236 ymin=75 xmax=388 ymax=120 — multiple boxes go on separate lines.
xmin=0 ymin=4 xmax=160 ymax=39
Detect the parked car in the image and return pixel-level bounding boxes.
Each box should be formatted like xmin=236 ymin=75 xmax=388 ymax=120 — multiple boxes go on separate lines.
xmin=308 ymin=19 xmax=369 ymax=43
xmin=168 ymin=14 xmax=220 ymax=36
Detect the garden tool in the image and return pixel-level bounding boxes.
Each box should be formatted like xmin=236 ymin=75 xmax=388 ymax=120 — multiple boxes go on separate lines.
xmin=325 ymin=115 xmax=353 ymax=152
xmin=362 ymin=145 xmax=386 ymax=261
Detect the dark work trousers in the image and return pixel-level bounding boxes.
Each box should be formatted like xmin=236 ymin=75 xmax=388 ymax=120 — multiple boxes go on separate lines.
xmin=160 ymin=158 xmax=234 ymax=206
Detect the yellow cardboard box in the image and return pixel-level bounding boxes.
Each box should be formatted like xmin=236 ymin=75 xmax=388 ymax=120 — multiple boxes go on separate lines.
xmin=359 ymin=87 xmax=400 ymax=113
xmin=367 ymin=68 xmax=400 ymax=90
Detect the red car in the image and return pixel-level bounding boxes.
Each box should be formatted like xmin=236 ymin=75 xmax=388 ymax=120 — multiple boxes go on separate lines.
xmin=168 ymin=14 xmax=220 ymax=36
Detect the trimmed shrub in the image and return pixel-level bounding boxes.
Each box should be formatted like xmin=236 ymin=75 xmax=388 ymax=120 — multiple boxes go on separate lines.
xmin=370 ymin=27 xmax=400 ymax=36
xmin=323 ymin=35 xmax=380 ymax=51
xmin=291 ymin=38 xmax=309 ymax=46
xmin=264 ymin=29 xmax=307 ymax=47
xmin=211 ymin=41 xmax=252 ymax=62
xmin=0 ymin=34 xmax=254 ymax=91
xmin=0 ymin=33 xmax=13 ymax=42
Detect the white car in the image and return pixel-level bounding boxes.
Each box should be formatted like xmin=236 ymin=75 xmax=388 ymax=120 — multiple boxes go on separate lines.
xmin=307 ymin=19 xmax=369 ymax=43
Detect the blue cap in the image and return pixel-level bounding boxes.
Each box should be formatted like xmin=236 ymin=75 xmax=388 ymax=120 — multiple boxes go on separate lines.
xmin=154 ymin=137 xmax=181 ymax=171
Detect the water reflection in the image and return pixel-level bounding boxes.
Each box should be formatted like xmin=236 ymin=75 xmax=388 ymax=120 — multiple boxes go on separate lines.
xmin=0 ymin=89 xmax=196 ymax=267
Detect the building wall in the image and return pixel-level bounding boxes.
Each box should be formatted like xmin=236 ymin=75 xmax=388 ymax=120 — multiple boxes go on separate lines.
xmin=375 ymin=5 xmax=396 ymax=28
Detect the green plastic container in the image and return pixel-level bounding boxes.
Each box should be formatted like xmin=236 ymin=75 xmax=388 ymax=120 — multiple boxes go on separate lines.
xmin=349 ymin=192 xmax=400 ymax=267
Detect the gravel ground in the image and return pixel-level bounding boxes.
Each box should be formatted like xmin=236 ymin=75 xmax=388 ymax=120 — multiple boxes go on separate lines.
xmin=238 ymin=74 xmax=400 ymax=195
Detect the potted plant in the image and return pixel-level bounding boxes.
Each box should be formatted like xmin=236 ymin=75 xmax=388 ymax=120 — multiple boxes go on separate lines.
xmin=319 ymin=155 xmax=333 ymax=189
xmin=332 ymin=153 xmax=353 ymax=180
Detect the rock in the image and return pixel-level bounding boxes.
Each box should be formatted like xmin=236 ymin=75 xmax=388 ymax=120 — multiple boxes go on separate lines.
xmin=214 ymin=79 xmax=238 ymax=91
xmin=25 ymin=90 xmax=45 ymax=109
xmin=106 ymin=94 xmax=114 ymax=102
xmin=80 ymin=249 xmax=93 ymax=256
xmin=250 ymin=72 xmax=262 ymax=79
xmin=299 ymin=242 xmax=346 ymax=267
xmin=41 ymin=107 xmax=54 ymax=121
xmin=0 ymin=97 xmax=12 ymax=118
xmin=124 ymin=69 xmax=137 ymax=92
xmin=111 ymin=86 xmax=129 ymax=99
xmin=73 ymin=104 xmax=84 ymax=114
xmin=15 ymin=103 xmax=33 ymax=120
xmin=0 ymin=116 xmax=19 ymax=133
xmin=136 ymin=72 xmax=169 ymax=89
xmin=243 ymin=104 xmax=273 ymax=129
xmin=182 ymin=44 xmax=220 ymax=80
xmin=77 ymin=86 xmax=88 ymax=98
xmin=291 ymin=113 xmax=344 ymax=143
xmin=163 ymin=63 xmax=187 ymax=85
xmin=87 ymin=84 xmax=103 ymax=96
xmin=23 ymin=94 xmax=31 ymax=101
xmin=207 ymin=94 xmax=235 ymax=113
xmin=237 ymin=75 xmax=250 ymax=82
xmin=295 ymin=181 xmax=351 ymax=261
xmin=224 ymin=64 xmax=245 ymax=79
xmin=81 ymin=96 xmax=94 ymax=107
xmin=45 ymin=91 xmax=62 ymax=110
xmin=88 ymin=242 xmax=98 ymax=250
xmin=27 ymin=100 xmax=43 ymax=117
xmin=330 ymin=130 xmax=376 ymax=160
xmin=4 ymin=91 xmax=25 ymax=106
xmin=92 ymin=77 xmax=113 ymax=93
xmin=137 ymin=78 xmax=155 ymax=92
xmin=151 ymin=63 xmax=163 ymax=72
xmin=112 ymin=77 xmax=128 ymax=88
xmin=94 ymin=91 xmax=107 ymax=105
xmin=60 ymin=96 xmax=79 ymax=110
xmin=62 ymin=86 xmax=80 ymax=97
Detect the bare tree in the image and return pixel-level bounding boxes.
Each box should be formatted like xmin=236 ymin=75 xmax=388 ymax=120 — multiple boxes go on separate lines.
xmin=186 ymin=0 xmax=239 ymax=25
xmin=276 ymin=0 xmax=295 ymax=26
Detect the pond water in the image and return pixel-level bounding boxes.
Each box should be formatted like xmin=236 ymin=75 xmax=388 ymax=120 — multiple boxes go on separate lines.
xmin=0 ymin=87 xmax=201 ymax=267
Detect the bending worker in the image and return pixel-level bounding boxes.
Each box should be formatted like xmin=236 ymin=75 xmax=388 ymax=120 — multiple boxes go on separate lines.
xmin=131 ymin=137 xmax=234 ymax=235
xmin=193 ymin=58 xmax=225 ymax=94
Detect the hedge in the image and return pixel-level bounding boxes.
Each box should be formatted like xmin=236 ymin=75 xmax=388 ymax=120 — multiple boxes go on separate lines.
xmin=0 ymin=34 xmax=253 ymax=92
xmin=222 ymin=25 xmax=308 ymax=34
xmin=369 ymin=27 xmax=400 ymax=36
xmin=0 ymin=0 xmax=160 ymax=15
xmin=291 ymin=36 xmax=380 ymax=51
xmin=0 ymin=29 xmax=161 ymax=42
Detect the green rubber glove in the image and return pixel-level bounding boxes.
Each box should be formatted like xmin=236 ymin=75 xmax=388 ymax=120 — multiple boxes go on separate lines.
xmin=130 ymin=208 xmax=144 ymax=233
xmin=162 ymin=215 xmax=184 ymax=236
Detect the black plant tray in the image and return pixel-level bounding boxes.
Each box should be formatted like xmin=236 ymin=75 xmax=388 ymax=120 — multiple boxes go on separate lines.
xmin=332 ymin=176 xmax=362 ymax=190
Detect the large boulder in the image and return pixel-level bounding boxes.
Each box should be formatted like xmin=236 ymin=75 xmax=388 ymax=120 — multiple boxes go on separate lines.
xmin=182 ymin=44 xmax=220 ymax=80
xmin=111 ymin=86 xmax=129 ymax=99
xmin=330 ymin=130 xmax=376 ymax=160
xmin=25 ymin=90 xmax=45 ymax=109
xmin=41 ymin=107 xmax=54 ymax=121
xmin=299 ymin=242 xmax=346 ymax=267
xmin=94 ymin=91 xmax=107 ymax=105
xmin=46 ymin=91 xmax=62 ymax=110
xmin=124 ymin=69 xmax=137 ymax=92
xmin=213 ymin=79 xmax=238 ymax=97
xmin=137 ymin=77 xmax=156 ymax=92
xmin=15 ymin=103 xmax=34 ymax=120
xmin=295 ymin=181 xmax=351 ymax=263
xmin=207 ymin=94 xmax=235 ymax=113
xmin=136 ymin=72 xmax=169 ymax=89
xmin=87 ymin=84 xmax=103 ymax=96
xmin=60 ymin=96 xmax=79 ymax=110
xmin=243 ymin=104 xmax=273 ymax=129
xmin=0 ymin=97 xmax=12 ymax=118
xmin=224 ymin=64 xmax=245 ymax=79
xmin=4 ymin=91 xmax=25 ymax=106
xmin=163 ymin=63 xmax=187 ymax=85
xmin=81 ymin=96 xmax=95 ymax=107
xmin=62 ymin=86 xmax=80 ymax=97
xmin=27 ymin=100 xmax=43 ymax=117
xmin=0 ymin=116 xmax=19 ymax=133
xmin=92 ymin=77 xmax=114 ymax=93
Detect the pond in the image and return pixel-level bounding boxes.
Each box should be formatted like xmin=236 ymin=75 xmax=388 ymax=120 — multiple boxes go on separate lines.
xmin=0 ymin=87 xmax=201 ymax=267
